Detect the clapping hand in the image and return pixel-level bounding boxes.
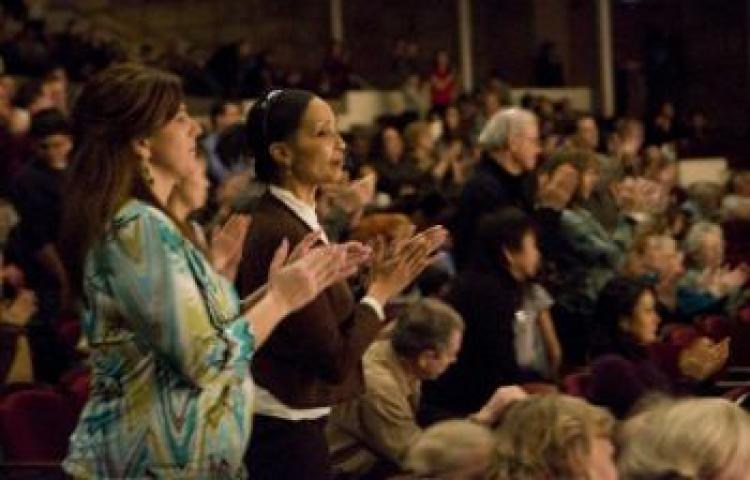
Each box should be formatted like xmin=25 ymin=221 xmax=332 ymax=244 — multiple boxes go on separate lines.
xmin=4 ymin=289 xmax=37 ymax=327
xmin=538 ymin=163 xmax=579 ymax=211
xmin=366 ymin=225 xmax=448 ymax=305
xmin=679 ymin=337 xmax=730 ymax=381
xmin=265 ymin=239 xmax=349 ymax=316
xmin=210 ymin=214 xmax=252 ymax=281
xmin=472 ymin=385 xmax=528 ymax=425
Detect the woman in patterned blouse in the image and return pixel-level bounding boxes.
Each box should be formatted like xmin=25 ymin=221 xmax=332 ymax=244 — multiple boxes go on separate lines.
xmin=59 ymin=63 xmax=355 ymax=479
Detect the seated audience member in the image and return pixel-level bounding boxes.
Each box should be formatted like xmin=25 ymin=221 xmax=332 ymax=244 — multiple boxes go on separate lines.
xmin=587 ymin=276 xmax=671 ymax=417
xmin=624 ymin=233 xmax=686 ymax=320
xmin=609 ymin=117 xmax=645 ymax=177
xmin=489 ymin=394 xmax=617 ymax=480
xmin=200 ymin=99 xmax=243 ymax=184
xmin=569 ymin=115 xmax=623 ymax=233
xmin=8 ymin=109 xmax=72 ymax=310
xmin=678 ymin=222 xmax=748 ymax=318
xmin=643 ymin=147 xmax=680 ymax=197
xmin=369 ymin=126 xmax=426 ymax=205
xmin=548 ymin=149 xmax=631 ymax=366
xmin=167 ymin=145 xmax=252 ymax=282
xmin=451 ymin=107 xmax=577 ymax=267
xmin=405 ymin=116 xmax=470 ymax=193
xmin=327 ymin=299 xmax=526 ymax=479
xmin=401 ymin=420 xmax=495 ymax=480
xmin=423 ymin=208 xmax=554 ymax=416
xmin=618 ymin=397 xmax=750 ymax=480
xmin=721 ymin=170 xmax=750 ymax=221
xmin=6 ymin=108 xmax=73 ymax=382
xmin=587 ymin=277 xmax=728 ymax=418
xmin=684 ymin=181 xmax=724 ymax=222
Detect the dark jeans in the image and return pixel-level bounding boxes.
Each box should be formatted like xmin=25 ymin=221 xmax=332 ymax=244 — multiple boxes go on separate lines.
xmin=245 ymin=414 xmax=332 ymax=480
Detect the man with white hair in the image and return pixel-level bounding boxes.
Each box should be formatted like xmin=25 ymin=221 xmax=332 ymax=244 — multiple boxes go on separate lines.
xmin=452 ymin=107 xmax=577 ymax=266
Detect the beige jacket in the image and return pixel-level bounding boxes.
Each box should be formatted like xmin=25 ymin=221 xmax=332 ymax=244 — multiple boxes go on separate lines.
xmin=327 ymin=340 xmax=422 ymax=476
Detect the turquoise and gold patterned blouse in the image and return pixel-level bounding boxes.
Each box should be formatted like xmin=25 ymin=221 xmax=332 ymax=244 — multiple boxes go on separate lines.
xmin=63 ymin=199 xmax=255 ymax=479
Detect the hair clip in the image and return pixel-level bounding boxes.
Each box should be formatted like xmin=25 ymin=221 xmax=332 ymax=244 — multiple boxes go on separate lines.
xmin=261 ymin=89 xmax=284 ymax=143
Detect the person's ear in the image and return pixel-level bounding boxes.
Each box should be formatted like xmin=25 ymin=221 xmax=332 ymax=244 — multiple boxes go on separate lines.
xmin=417 ymin=350 xmax=434 ymax=370
xmin=269 ymin=141 xmax=293 ymax=170
xmin=131 ymin=137 xmax=152 ymax=163
xmin=502 ymin=246 xmax=515 ymax=267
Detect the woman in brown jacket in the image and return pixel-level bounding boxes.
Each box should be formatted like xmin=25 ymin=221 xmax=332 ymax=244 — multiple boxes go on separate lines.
xmin=238 ymin=89 xmax=445 ymax=479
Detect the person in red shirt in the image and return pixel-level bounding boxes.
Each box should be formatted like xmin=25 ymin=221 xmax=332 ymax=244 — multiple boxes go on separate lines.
xmin=429 ymin=50 xmax=456 ymax=114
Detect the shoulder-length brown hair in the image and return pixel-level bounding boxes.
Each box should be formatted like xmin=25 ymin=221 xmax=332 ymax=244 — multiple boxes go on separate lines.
xmin=60 ymin=62 xmax=183 ymax=298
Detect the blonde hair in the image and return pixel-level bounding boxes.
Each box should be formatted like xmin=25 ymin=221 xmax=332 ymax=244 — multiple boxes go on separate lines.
xmin=618 ymin=396 xmax=750 ymax=480
xmin=490 ymin=394 xmax=615 ymax=480
xmin=405 ymin=419 xmax=494 ymax=477
xmin=350 ymin=213 xmax=414 ymax=244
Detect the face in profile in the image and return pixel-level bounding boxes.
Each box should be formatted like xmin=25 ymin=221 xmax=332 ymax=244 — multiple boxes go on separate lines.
xmin=622 ymin=289 xmax=661 ymax=345
xmin=382 ymin=127 xmax=404 ymax=162
xmin=505 ymin=231 xmax=541 ymax=280
xmin=698 ymin=231 xmax=723 ymax=270
xmin=39 ymin=133 xmax=73 ymax=168
xmin=510 ymin=121 xmax=541 ymax=172
xmin=419 ymin=329 xmax=462 ymax=380
xmin=144 ymin=103 xmax=202 ymax=182
xmin=579 ymin=167 xmax=600 ymax=201
xmin=281 ymin=97 xmax=347 ymax=186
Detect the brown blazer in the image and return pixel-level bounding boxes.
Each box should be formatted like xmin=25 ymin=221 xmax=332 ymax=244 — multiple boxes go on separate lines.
xmin=237 ymin=192 xmax=383 ymax=408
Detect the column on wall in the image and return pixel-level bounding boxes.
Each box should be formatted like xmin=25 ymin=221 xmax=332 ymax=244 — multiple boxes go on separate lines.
xmin=457 ymin=0 xmax=474 ymax=92
xmin=597 ymin=0 xmax=615 ymax=117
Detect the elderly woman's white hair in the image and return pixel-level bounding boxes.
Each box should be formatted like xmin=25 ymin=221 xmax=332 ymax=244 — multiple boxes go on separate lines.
xmin=618 ymin=396 xmax=750 ymax=480
xmin=683 ymin=221 xmax=723 ymax=265
xmin=478 ymin=107 xmax=537 ymax=150
xmin=405 ymin=419 xmax=494 ymax=478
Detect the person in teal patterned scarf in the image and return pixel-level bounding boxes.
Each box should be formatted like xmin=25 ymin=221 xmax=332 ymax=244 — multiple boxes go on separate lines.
xmin=59 ymin=63 xmax=364 ymax=478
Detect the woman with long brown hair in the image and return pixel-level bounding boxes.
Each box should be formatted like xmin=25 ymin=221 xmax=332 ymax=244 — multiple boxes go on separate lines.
xmin=59 ymin=64 xmax=352 ymax=478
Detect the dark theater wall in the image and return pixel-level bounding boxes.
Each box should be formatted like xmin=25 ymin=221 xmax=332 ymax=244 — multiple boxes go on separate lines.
xmin=612 ymin=0 xmax=750 ymax=161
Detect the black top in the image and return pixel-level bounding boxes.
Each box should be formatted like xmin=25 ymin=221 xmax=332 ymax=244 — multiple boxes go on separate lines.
xmin=7 ymin=159 xmax=64 ymax=288
xmin=421 ymin=256 xmax=524 ymax=417
xmin=451 ymin=152 xmax=561 ymax=267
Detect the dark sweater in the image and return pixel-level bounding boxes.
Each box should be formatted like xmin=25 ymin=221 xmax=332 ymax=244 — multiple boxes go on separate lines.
xmin=587 ymin=339 xmax=672 ymax=418
xmin=421 ymin=257 xmax=523 ymax=417
xmin=451 ymin=153 xmax=561 ymax=267
xmin=7 ymin=159 xmax=64 ymax=288
xmin=236 ymin=192 xmax=383 ymax=408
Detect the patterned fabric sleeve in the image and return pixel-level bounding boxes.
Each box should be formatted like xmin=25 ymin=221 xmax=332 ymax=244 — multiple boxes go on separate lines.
xmin=102 ymin=205 xmax=254 ymax=387
xmin=561 ymin=209 xmax=622 ymax=267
